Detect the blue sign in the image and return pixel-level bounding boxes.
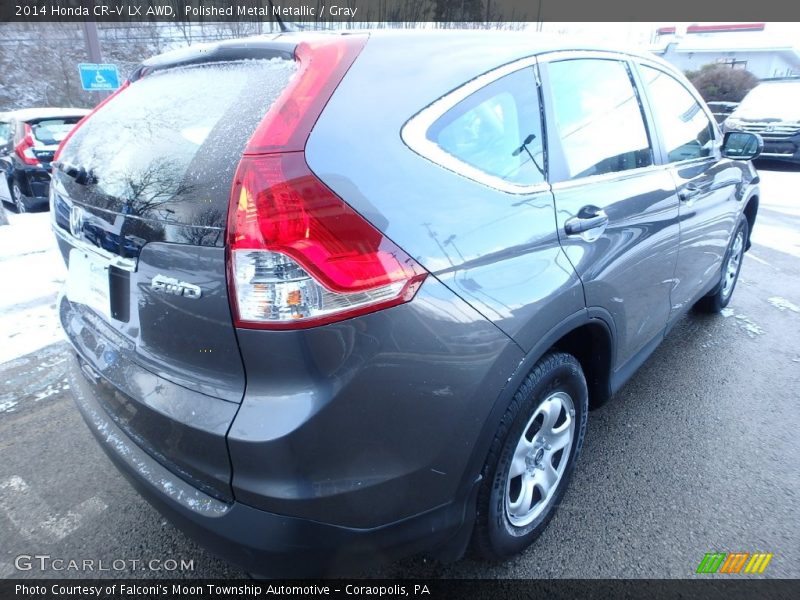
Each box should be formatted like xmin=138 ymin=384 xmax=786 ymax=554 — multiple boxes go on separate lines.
xmin=78 ymin=63 xmax=120 ymax=92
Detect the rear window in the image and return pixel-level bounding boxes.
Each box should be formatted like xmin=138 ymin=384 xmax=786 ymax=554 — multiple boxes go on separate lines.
xmin=30 ymin=117 xmax=83 ymax=145
xmin=0 ymin=121 xmax=11 ymax=145
xmin=427 ymin=68 xmax=546 ymax=186
xmin=59 ymin=58 xmax=296 ymax=225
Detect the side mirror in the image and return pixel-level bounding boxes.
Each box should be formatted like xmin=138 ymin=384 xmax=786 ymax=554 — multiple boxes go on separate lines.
xmin=721 ymin=131 xmax=763 ymax=161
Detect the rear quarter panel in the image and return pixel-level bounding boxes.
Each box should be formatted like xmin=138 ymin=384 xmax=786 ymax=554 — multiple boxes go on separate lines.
xmin=306 ymin=33 xmax=585 ymax=353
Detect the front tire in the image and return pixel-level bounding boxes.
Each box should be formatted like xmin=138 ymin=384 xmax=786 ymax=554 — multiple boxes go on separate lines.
xmin=695 ymin=217 xmax=748 ymax=313
xmin=473 ymin=352 xmax=588 ymax=560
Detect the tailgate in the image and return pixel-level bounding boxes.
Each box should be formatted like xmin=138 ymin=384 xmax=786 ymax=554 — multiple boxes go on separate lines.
xmin=52 ymin=43 xmax=298 ymax=499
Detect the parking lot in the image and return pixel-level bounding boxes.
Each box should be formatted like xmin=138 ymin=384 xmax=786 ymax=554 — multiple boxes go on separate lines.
xmin=0 ymin=163 xmax=798 ymax=579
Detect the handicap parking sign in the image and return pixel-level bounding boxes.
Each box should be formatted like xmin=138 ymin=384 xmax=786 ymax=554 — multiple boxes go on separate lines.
xmin=78 ymin=63 xmax=120 ymax=91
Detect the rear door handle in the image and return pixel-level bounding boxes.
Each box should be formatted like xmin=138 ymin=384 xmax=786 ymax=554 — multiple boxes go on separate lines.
xmin=565 ymin=209 xmax=609 ymax=236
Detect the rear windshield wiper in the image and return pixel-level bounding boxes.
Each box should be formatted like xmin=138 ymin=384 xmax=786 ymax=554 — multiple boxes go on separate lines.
xmin=52 ymin=161 xmax=97 ymax=186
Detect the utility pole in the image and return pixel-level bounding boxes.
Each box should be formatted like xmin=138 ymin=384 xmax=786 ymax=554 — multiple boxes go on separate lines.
xmin=81 ymin=20 xmax=110 ymax=100
xmin=82 ymin=21 xmax=103 ymax=63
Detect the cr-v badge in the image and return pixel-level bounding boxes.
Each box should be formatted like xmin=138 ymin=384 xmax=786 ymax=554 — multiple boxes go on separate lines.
xmin=150 ymin=275 xmax=202 ymax=299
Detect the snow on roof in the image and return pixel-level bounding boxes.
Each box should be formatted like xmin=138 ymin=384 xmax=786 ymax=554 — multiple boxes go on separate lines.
xmin=652 ymin=31 xmax=800 ymax=57
xmin=3 ymin=107 xmax=90 ymax=122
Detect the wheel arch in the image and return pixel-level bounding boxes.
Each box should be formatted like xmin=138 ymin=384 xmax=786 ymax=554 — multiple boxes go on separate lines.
xmin=550 ymin=317 xmax=614 ymax=410
xmin=437 ymin=309 xmax=616 ymax=562
xmin=463 ymin=308 xmax=616 ymax=486
xmin=743 ymin=194 xmax=758 ymax=251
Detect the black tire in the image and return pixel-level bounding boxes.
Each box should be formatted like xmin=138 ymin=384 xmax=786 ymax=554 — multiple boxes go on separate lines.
xmin=694 ymin=216 xmax=749 ymax=313
xmin=10 ymin=181 xmax=27 ymax=213
xmin=472 ymin=352 xmax=588 ymax=560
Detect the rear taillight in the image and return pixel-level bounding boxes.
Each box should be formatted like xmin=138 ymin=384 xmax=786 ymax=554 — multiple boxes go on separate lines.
xmin=228 ymin=35 xmax=427 ymax=329
xmin=15 ymin=124 xmax=39 ymax=166
xmin=53 ymin=80 xmax=130 ymax=162
xmin=228 ymin=154 xmax=426 ymax=329
xmin=244 ymin=36 xmax=366 ymax=154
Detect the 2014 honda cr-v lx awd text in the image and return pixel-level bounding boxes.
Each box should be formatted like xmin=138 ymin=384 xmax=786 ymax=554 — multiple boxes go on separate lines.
xmin=52 ymin=31 xmax=762 ymax=576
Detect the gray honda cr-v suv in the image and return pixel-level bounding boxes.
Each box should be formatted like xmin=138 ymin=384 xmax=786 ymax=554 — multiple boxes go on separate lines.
xmin=52 ymin=31 xmax=762 ymax=576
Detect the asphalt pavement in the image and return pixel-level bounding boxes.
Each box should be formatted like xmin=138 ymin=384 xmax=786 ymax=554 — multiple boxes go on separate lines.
xmin=1 ymin=164 xmax=798 ymax=579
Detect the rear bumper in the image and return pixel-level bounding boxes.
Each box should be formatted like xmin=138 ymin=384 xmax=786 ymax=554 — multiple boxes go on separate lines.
xmin=68 ymin=351 xmax=473 ymax=575
xmin=59 ymin=260 xmax=522 ymax=573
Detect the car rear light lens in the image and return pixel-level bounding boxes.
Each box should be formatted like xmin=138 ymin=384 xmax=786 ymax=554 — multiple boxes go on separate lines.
xmin=232 ymin=250 xmax=414 ymax=325
xmin=244 ymin=36 xmax=367 ymax=154
xmin=228 ymin=34 xmax=425 ymax=329
xmin=228 ymin=154 xmax=426 ymax=329
xmin=15 ymin=124 xmax=39 ymax=166
xmin=53 ymin=80 xmax=130 ymax=162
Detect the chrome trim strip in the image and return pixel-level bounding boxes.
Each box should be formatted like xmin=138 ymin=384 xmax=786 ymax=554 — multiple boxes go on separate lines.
xmin=65 ymin=200 xmax=223 ymax=230
xmin=50 ymin=178 xmax=138 ymax=272
xmin=402 ymin=48 xmax=728 ymax=192
xmin=549 ymin=162 xmax=677 ymax=191
xmin=53 ymin=225 xmax=137 ymax=272
xmin=401 ymin=56 xmax=550 ymax=195
xmin=534 ymin=49 xmax=645 ymax=64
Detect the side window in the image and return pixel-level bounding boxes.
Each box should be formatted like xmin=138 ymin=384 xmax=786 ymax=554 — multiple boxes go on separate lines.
xmin=427 ymin=68 xmax=545 ymax=185
xmin=0 ymin=122 xmax=9 ymax=146
xmin=640 ymin=65 xmax=716 ymax=163
xmin=547 ymin=59 xmax=653 ymax=180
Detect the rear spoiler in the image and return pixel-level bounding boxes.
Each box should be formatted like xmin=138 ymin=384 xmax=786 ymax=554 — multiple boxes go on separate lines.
xmin=129 ymin=38 xmax=298 ymax=82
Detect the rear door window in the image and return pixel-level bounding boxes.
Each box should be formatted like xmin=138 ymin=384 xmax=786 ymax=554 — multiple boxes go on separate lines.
xmin=0 ymin=121 xmax=10 ymax=146
xmin=639 ymin=65 xmax=716 ymax=163
xmin=427 ymin=68 xmax=546 ymax=186
xmin=59 ymin=58 xmax=296 ymax=229
xmin=546 ymin=58 xmax=653 ymax=180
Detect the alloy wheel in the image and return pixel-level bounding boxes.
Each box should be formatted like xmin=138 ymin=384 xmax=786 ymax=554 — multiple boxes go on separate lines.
xmin=505 ymin=391 xmax=575 ymax=527
xmin=722 ymin=230 xmax=744 ymax=299
xmin=12 ymin=184 xmax=26 ymax=213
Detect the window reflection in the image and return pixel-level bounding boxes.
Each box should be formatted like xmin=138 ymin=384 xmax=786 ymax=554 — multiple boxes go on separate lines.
xmin=548 ymin=59 xmax=653 ymax=179
xmin=641 ymin=65 xmax=716 ymax=163
xmin=60 ymin=59 xmax=296 ymax=230
xmin=428 ymin=68 xmax=546 ymax=185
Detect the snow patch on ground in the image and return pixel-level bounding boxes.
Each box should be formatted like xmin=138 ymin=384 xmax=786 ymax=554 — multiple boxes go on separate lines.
xmin=0 ymin=345 xmax=70 ymax=414
xmin=767 ymin=296 xmax=800 ymax=313
xmin=0 ymin=374 xmax=70 ymax=414
xmin=0 ymin=399 xmax=19 ymax=413
xmin=0 ymin=212 xmax=66 ymax=364
xmin=720 ymin=307 xmax=765 ymax=337
xmin=734 ymin=314 xmax=765 ymax=337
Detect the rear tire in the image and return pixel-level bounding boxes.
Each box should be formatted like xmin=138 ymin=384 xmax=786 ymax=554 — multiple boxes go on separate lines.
xmin=472 ymin=352 xmax=588 ymax=560
xmin=695 ymin=217 xmax=748 ymax=313
xmin=11 ymin=182 xmax=26 ymax=214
